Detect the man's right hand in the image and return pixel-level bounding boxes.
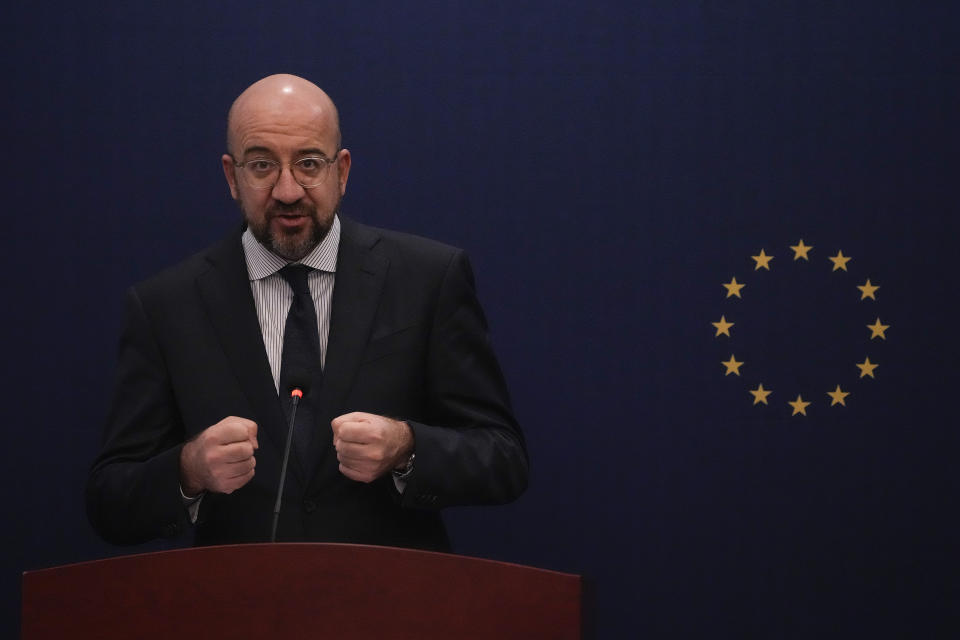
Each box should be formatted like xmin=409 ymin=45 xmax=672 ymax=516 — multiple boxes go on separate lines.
xmin=179 ymin=417 xmax=258 ymax=495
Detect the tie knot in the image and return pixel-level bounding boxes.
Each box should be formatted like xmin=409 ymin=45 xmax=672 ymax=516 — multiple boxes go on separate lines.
xmin=279 ymin=264 xmax=312 ymax=296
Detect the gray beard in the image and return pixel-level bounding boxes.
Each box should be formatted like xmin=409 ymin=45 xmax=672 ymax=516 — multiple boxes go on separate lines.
xmin=242 ymin=197 xmax=340 ymax=261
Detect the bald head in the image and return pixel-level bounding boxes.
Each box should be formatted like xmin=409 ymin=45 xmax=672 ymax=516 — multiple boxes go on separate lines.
xmin=226 ymin=74 xmax=341 ymax=155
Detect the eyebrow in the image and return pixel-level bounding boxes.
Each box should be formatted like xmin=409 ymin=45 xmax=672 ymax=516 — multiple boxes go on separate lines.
xmin=297 ymin=148 xmax=331 ymax=157
xmin=241 ymin=146 xmax=274 ymax=157
xmin=241 ymin=146 xmax=333 ymax=158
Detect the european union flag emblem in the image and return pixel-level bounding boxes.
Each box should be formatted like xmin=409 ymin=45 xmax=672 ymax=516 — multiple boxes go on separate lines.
xmin=710 ymin=239 xmax=891 ymax=418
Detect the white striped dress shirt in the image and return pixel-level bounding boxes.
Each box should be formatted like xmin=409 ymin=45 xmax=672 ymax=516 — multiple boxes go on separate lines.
xmin=241 ymin=215 xmax=340 ymax=392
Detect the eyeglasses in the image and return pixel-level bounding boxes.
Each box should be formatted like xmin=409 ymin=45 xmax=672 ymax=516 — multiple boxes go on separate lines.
xmin=233 ymin=153 xmax=339 ymax=190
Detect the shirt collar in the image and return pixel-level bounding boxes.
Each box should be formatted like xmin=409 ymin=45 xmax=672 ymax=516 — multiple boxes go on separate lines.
xmin=242 ymin=214 xmax=340 ymax=281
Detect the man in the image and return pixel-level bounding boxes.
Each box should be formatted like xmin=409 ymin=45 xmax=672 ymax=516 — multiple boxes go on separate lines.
xmin=86 ymin=74 xmax=528 ymax=551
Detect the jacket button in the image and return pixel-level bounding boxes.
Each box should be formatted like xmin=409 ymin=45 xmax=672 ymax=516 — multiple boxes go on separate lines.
xmin=303 ymin=499 xmax=317 ymax=513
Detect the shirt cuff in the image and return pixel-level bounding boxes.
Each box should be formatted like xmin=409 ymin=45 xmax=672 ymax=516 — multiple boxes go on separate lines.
xmin=180 ymin=484 xmax=204 ymax=524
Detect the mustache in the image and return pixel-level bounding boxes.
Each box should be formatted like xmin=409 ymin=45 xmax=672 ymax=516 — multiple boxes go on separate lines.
xmin=267 ymin=202 xmax=316 ymax=218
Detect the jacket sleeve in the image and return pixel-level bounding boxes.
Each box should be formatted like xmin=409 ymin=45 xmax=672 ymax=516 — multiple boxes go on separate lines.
xmin=398 ymin=250 xmax=529 ymax=509
xmin=85 ymin=286 xmax=192 ymax=545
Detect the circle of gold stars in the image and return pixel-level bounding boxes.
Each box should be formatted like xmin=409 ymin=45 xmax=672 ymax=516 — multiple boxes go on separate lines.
xmin=713 ymin=239 xmax=890 ymax=417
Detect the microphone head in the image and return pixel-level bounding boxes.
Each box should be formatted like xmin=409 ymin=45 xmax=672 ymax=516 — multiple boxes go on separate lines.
xmin=287 ymin=374 xmax=310 ymax=398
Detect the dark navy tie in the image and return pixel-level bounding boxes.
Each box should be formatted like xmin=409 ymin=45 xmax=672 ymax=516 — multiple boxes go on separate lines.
xmin=277 ymin=264 xmax=324 ymax=458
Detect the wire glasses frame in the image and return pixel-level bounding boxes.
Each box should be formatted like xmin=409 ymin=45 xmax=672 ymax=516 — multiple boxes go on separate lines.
xmin=233 ymin=153 xmax=340 ymax=190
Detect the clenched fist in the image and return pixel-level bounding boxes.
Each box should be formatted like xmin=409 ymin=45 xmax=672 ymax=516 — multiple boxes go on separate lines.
xmin=331 ymin=412 xmax=414 ymax=483
xmin=180 ymin=417 xmax=258 ymax=495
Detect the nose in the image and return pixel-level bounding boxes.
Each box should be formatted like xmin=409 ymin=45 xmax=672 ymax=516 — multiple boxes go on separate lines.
xmin=271 ymin=165 xmax=305 ymax=204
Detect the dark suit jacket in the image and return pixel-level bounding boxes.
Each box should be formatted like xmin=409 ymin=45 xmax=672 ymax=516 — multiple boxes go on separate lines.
xmin=86 ymin=218 xmax=527 ymax=551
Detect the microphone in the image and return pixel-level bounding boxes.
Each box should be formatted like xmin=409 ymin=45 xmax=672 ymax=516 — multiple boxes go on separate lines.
xmin=271 ymin=378 xmax=310 ymax=543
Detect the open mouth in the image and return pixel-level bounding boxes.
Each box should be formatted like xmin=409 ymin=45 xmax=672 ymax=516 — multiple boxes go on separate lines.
xmin=273 ymin=214 xmax=308 ymax=229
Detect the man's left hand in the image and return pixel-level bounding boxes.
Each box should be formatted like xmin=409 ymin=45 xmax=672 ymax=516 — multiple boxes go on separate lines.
xmin=330 ymin=412 xmax=414 ymax=483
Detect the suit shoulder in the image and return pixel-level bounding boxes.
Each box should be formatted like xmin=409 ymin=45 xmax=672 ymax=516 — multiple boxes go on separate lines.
xmin=344 ymin=218 xmax=463 ymax=266
xmin=132 ymin=229 xmax=240 ymax=302
xmin=134 ymin=249 xmax=212 ymax=297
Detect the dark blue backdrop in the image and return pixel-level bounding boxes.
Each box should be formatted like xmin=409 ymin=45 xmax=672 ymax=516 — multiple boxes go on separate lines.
xmin=3 ymin=2 xmax=957 ymax=637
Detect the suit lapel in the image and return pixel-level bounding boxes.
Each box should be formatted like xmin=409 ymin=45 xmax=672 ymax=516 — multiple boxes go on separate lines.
xmin=307 ymin=220 xmax=389 ymax=484
xmin=195 ymin=228 xmax=289 ymax=460
xmin=321 ymin=220 xmax=389 ymax=414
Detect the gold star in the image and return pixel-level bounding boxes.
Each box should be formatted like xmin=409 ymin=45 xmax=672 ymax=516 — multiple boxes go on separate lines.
xmin=722 ymin=355 xmax=744 ymax=376
xmin=712 ymin=315 xmax=734 ymax=337
xmin=829 ymin=250 xmax=852 ymax=272
xmin=790 ymin=239 xmax=813 ymax=261
xmin=857 ymin=279 xmax=879 ymax=300
xmin=867 ymin=318 xmax=889 ymax=340
xmin=723 ymin=277 xmax=745 ymax=298
xmin=856 ymin=357 xmax=878 ymax=379
xmin=751 ymin=249 xmax=774 ymax=271
xmin=827 ymin=385 xmax=850 ymax=406
xmin=749 ymin=384 xmax=772 ymax=405
xmin=788 ymin=395 xmax=811 ymax=416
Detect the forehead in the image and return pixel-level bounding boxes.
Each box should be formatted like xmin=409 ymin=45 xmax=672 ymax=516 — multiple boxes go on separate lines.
xmin=230 ymin=95 xmax=338 ymax=156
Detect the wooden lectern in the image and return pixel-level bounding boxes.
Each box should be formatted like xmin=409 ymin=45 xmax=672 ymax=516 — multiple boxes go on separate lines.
xmin=22 ymin=543 xmax=582 ymax=639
